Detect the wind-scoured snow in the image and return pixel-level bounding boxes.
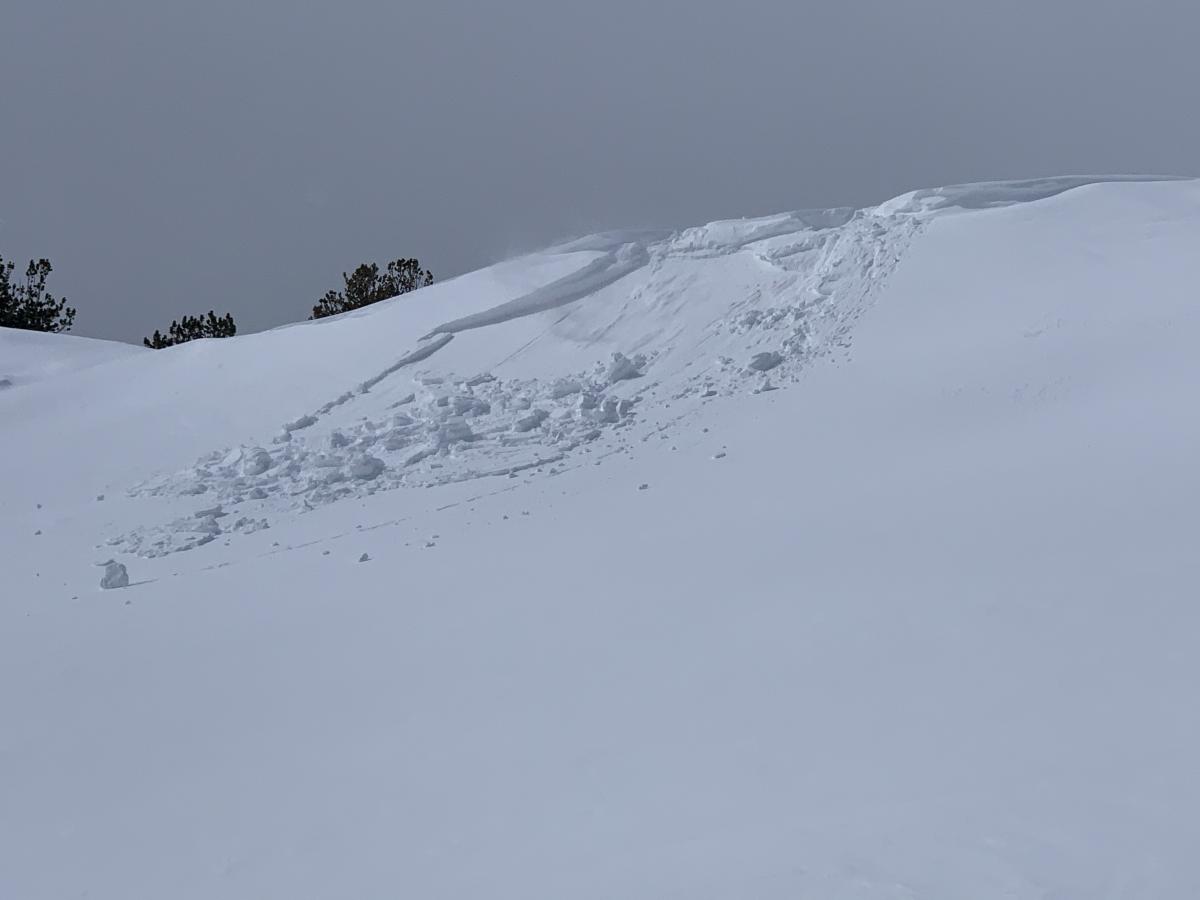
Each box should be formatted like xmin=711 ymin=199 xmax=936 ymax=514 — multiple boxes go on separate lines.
xmin=2 ymin=176 xmax=1199 ymax=900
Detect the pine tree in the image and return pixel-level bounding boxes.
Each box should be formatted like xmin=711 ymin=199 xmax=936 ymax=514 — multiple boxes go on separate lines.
xmin=0 ymin=256 xmax=76 ymax=333
xmin=144 ymin=311 xmax=237 ymax=348
xmin=311 ymin=258 xmax=433 ymax=320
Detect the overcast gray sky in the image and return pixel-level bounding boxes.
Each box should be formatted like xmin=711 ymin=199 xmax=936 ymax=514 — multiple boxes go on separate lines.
xmin=3 ymin=0 xmax=1197 ymax=343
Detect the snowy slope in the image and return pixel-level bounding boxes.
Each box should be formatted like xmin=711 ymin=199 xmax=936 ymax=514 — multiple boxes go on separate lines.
xmin=3 ymin=176 xmax=1199 ymax=899
xmin=0 ymin=326 xmax=143 ymax=388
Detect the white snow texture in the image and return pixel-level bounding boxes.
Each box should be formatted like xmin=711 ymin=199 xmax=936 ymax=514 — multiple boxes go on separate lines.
xmin=2 ymin=176 xmax=1199 ymax=899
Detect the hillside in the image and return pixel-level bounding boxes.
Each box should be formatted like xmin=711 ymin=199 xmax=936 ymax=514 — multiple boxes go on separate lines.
xmin=3 ymin=176 xmax=1199 ymax=899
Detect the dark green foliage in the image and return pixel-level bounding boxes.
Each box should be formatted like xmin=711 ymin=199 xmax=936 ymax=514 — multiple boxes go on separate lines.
xmin=0 ymin=256 xmax=76 ymax=333
xmin=144 ymin=311 xmax=237 ymax=349
xmin=310 ymin=258 xmax=433 ymax=320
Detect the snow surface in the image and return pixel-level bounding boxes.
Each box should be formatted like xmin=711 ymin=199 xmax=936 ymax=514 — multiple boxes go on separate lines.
xmin=3 ymin=176 xmax=1199 ymax=898
xmin=0 ymin=326 xmax=143 ymax=389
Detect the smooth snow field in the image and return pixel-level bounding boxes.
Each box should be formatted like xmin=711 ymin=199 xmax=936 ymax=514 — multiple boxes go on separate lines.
xmin=3 ymin=176 xmax=1199 ymax=899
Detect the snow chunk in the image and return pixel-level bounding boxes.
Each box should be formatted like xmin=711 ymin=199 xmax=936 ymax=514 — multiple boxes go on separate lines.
xmin=513 ymin=410 xmax=550 ymax=433
xmin=405 ymin=448 xmax=437 ymax=467
xmin=348 ymin=455 xmax=386 ymax=481
xmin=747 ymin=351 xmax=784 ymax=372
xmin=194 ymin=516 xmax=223 ymax=536
xmin=551 ymin=378 xmax=582 ymax=399
xmin=284 ymin=414 xmax=318 ymax=432
xmin=449 ymin=395 xmax=491 ymax=417
xmin=607 ymin=352 xmax=645 ymax=383
xmin=383 ymin=431 xmax=412 ymax=451
xmin=241 ymin=448 xmax=273 ymax=477
xmin=99 ymin=560 xmax=129 ymax=590
xmin=433 ymin=418 xmax=475 ymax=448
